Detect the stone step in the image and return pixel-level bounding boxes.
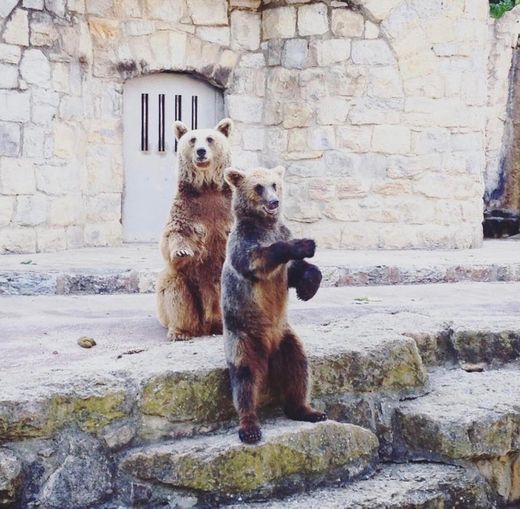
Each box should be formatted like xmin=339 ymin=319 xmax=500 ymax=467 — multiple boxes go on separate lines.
xmin=394 ymin=366 xmax=520 ymax=504
xmin=118 ymin=419 xmax=379 ymax=506
xmin=1 ymin=240 xmax=518 ymax=295
xmin=0 ymin=302 xmax=426 ymax=445
xmin=233 ymin=462 xmax=494 ymax=509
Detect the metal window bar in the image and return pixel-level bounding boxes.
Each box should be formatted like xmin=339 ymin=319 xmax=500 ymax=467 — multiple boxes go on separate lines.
xmin=158 ymin=94 xmax=165 ymax=152
xmin=141 ymin=93 xmax=149 ymax=151
xmin=191 ymin=95 xmax=198 ymax=130
xmin=174 ymin=94 xmax=182 ymax=152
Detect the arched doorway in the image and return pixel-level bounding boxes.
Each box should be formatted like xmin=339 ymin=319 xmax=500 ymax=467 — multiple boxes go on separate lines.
xmin=122 ymin=73 xmax=224 ymax=242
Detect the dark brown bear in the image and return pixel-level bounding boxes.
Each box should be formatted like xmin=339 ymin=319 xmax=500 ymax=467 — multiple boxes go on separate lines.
xmin=221 ymin=165 xmax=325 ymax=444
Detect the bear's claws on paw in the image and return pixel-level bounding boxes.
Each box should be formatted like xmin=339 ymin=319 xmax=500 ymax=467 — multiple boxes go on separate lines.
xmin=167 ymin=330 xmax=192 ymax=341
xmin=238 ymin=425 xmax=262 ymax=444
xmin=174 ymin=249 xmax=194 ymax=258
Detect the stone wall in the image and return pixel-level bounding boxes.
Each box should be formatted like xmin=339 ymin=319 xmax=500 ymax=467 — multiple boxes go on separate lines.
xmin=0 ymin=0 xmax=494 ymax=252
xmin=485 ymin=6 xmax=520 ymax=209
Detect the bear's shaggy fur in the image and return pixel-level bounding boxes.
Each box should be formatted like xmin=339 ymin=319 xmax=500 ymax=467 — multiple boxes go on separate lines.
xmin=156 ymin=118 xmax=234 ymax=341
xmin=222 ymin=165 xmax=325 ymax=444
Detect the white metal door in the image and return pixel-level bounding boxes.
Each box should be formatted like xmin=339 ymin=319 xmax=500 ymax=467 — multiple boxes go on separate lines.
xmin=122 ymin=73 xmax=224 ymax=242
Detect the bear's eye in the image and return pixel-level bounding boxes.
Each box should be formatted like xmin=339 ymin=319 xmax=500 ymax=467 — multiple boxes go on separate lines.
xmin=189 ymin=137 xmax=196 ymax=144
xmin=272 ymin=183 xmax=277 ymax=191
xmin=254 ymin=184 xmax=264 ymax=196
xmin=207 ymin=136 xmax=214 ymax=143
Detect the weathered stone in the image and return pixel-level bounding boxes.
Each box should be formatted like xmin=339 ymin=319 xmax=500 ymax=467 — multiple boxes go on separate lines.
xmin=45 ymin=0 xmax=66 ymax=16
xmin=0 ymin=43 xmax=21 ymax=64
xmin=336 ymin=125 xmax=373 ymax=152
xmin=36 ymin=227 xmax=67 ymax=251
xmin=20 ymin=49 xmax=51 ymax=86
xmin=317 ymin=97 xmax=350 ymax=125
xmin=121 ymin=421 xmax=378 ymax=495
xmin=0 ymin=158 xmax=35 ymax=194
xmin=3 ymin=9 xmax=29 ymax=46
xmin=0 ymin=90 xmax=30 ymax=123
xmin=372 ymin=125 xmax=411 ymax=154
xmin=313 ymin=39 xmax=351 ymax=66
xmin=227 ymin=95 xmax=263 ymax=123
xmin=188 ymin=0 xmax=227 ymax=26
xmin=331 ymin=9 xmax=364 ymax=37
xmin=281 ymin=38 xmax=307 ymax=70
xmin=0 ymin=121 xmax=21 ymax=156
xmin=196 ymin=26 xmax=230 ymax=46
xmin=262 ymin=7 xmax=296 ymax=40
xmin=14 ymin=194 xmax=47 ymax=226
xmin=40 ymin=434 xmax=112 ymax=508
xmin=235 ymin=463 xmax=492 ymax=509
xmin=367 ymin=66 xmax=403 ymax=98
xmin=0 ymin=227 xmax=36 ymax=253
xmin=282 ymin=102 xmax=313 ymax=128
xmin=395 ymin=367 xmax=520 ymax=461
xmin=351 ymin=40 xmax=395 ymax=65
xmin=298 ymin=3 xmax=328 ymax=36
xmin=0 ymin=64 xmax=18 ymax=88
xmin=23 ymin=0 xmax=44 ymax=9
xmin=0 ymin=0 xmax=18 ymax=18
xmin=231 ymin=10 xmax=260 ymax=51
xmin=0 ymin=196 xmax=14 ymax=226
xmin=0 ymin=449 xmax=22 ymax=506
xmin=30 ymin=12 xmax=60 ymax=46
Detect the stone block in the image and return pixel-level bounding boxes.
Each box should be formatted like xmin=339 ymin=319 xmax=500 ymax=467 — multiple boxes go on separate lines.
xmin=0 ymin=44 xmax=21 ymax=64
xmin=331 ymin=9 xmax=364 ymax=37
xmin=241 ymin=127 xmax=265 ymax=151
xmin=367 ymin=66 xmax=403 ymax=98
xmin=0 ymin=122 xmax=21 ymax=157
xmin=84 ymin=222 xmax=122 ymax=246
xmin=336 ymin=126 xmax=373 ymax=152
xmin=0 ymin=196 xmax=14 ymax=226
xmin=372 ymin=125 xmax=411 ymax=154
xmin=313 ymin=39 xmax=351 ymax=66
xmin=281 ymin=38 xmax=308 ymax=70
xmin=227 ymin=95 xmax=263 ymax=123
xmin=308 ymin=126 xmax=335 ymax=150
xmin=0 ymin=64 xmax=18 ymax=89
xmin=298 ymin=3 xmax=328 ymax=36
xmin=283 ymin=102 xmax=313 ymax=128
xmin=23 ymin=125 xmax=46 ymax=158
xmin=0 ymin=91 xmax=30 ymax=123
xmin=31 ymin=88 xmax=60 ymax=125
xmin=412 ymin=128 xmax=451 ymax=154
xmin=0 ymin=0 xmax=18 ymax=17
xmin=351 ymin=39 xmax=395 ymax=65
xmin=30 ymin=12 xmax=60 ymax=46
xmin=20 ymin=49 xmax=51 ymax=86
xmin=48 ymin=195 xmax=84 ymax=226
xmin=3 ymin=9 xmax=29 ymax=46
xmin=317 ymin=97 xmax=350 ymax=125
xmin=36 ymin=163 xmax=81 ymax=194
xmin=231 ymin=10 xmax=260 ymax=51
xmin=196 ymin=26 xmax=230 ymax=46
xmin=262 ymin=7 xmax=296 ymax=40
xmin=363 ymin=0 xmax=402 ymax=21
xmin=0 ymin=227 xmax=36 ymax=253
xmin=365 ymin=20 xmax=379 ymax=38
xmin=0 ymin=158 xmax=35 ymax=194
xmin=23 ymin=0 xmax=44 ymax=8
xmin=188 ymin=0 xmax=228 ymax=25
xmin=349 ymin=97 xmax=403 ymax=125
xmin=85 ymin=193 xmax=121 ymax=222
xmin=14 ymin=194 xmax=47 ymax=226
xmin=36 ymin=227 xmax=67 ymax=251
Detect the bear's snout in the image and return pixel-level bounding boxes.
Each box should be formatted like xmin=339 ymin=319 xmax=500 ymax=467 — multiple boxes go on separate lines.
xmin=196 ymin=148 xmax=207 ymax=159
xmin=267 ymin=199 xmax=279 ymax=210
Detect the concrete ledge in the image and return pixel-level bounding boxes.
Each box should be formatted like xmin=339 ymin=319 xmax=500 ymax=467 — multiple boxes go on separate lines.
xmin=1 ymin=240 xmax=519 ymax=295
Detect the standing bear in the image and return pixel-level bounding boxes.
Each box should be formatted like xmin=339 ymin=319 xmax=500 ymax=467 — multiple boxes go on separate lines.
xmin=222 ymin=165 xmax=325 ymax=444
xmin=156 ymin=118 xmax=234 ymax=341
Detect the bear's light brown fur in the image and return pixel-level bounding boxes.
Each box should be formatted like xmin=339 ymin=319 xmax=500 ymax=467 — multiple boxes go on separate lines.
xmin=156 ymin=118 xmax=233 ymax=341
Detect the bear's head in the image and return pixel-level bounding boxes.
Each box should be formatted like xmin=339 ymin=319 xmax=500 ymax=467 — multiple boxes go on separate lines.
xmin=224 ymin=166 xmax=285 ymax=222
xmin=174 ymin=118 xmax=233 ymax=189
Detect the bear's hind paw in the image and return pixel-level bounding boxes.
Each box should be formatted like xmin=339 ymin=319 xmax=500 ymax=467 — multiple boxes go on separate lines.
xmin=238 ymin=424 xmax=262 ymax=444
xmin=174 ymin=248 xmax=194 ymax=258
xmin=167 ymin=329 xmax=192 ymax=341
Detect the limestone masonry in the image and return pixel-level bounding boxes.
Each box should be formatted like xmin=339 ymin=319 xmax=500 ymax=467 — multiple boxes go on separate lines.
xmin=0 ymin=0 xmax=519 ymax=252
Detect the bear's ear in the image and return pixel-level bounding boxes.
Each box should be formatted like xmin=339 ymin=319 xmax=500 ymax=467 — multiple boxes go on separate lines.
xmin=272 ymin=165 xmax=285 ymax=179
xmin=215 ymin=118 xmax=233 ymax=138
xmin=174 ymin=121 xmax=189 ymax=141
xmin=224 ymin=167 xmax=246 ymax=188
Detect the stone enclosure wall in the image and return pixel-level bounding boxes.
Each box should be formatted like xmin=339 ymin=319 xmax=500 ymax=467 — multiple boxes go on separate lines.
xmin=0 ymin=0 xmax=510 ymax=253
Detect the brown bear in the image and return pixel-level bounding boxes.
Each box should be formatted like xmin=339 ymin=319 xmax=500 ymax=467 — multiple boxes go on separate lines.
xmin=156 ymin=118 xmax=233 ymax=341
xmin=222 ymin=165 xmax=325 ymax=444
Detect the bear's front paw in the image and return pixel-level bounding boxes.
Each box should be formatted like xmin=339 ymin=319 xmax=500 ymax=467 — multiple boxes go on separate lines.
xmin=167 ymin=329 xmax=192 ymax=341
xmin=173 ymin=248 xmax=194 ymax=258
xmin=291 ymin=239 xmax=316 ymax=260
xmin=296 ymin=266 xmax=322 ymax=301
xmin=238 ymin=424 xmax=262 ymax=444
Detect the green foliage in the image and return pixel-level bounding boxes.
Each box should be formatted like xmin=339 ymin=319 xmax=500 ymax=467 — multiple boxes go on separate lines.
xmin=490 ymin=0 xmax=520 ymax=18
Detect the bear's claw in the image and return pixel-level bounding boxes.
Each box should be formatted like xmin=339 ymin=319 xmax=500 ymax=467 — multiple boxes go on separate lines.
xmin=174 ymin=249 xmax=194 ymax=258
xmin=295 ymin=266 xmax=322 ymax=301
xmin=239 ymin=425 xmax=262 ymax=444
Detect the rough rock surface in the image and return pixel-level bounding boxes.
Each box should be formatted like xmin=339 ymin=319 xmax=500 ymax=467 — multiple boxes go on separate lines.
xmin=0 ymin=448 xmax=22 ymax=506
xmin=120 ymin=420 xmax=378 ymax=497
xmin=234 ymin=462 xmax=493 ymax=509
